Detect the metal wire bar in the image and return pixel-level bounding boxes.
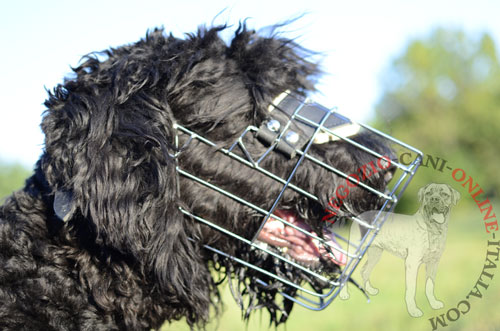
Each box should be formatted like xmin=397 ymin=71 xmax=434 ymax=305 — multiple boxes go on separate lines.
xmin=251 ymin=103 xmax=338 ymax=243
xmin=196 ymin=236 xmax=339 ymax=300
xmin=177 ymin=125 xmax=319 ymax=201
xmin=180 ymin=207 xmax=340 ymax=289
xmin=293 ymin=112 xmax=411 ymax=173
xmin=256 ymin=278 xmax=341 ymax=311
xmin=171 ymin=95 xmax=423 ymax=310
xmin=338 ymin=170 xmax=417 ymax=289
xmin=177 ymin=168 xmax=354 ymax=258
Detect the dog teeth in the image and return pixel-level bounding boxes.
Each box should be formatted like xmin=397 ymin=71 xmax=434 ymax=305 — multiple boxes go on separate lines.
xmin=263 ymin=219 xmax=285 ymax=234
xmin=254 ymin=241 xmax=269 ymax=250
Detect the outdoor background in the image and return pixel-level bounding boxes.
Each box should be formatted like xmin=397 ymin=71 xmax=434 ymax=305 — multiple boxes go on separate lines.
xmin=1 ymin=1 xmax=499 ymax=330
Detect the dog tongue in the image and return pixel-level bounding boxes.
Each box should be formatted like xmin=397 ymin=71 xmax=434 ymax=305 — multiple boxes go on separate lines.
xmin=430 ymin=212 xmax=445 ymax=223
xmin=257 ymin=210 xmax=346 ymax=266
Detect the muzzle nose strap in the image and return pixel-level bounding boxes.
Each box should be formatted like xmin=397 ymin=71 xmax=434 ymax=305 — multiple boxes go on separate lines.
xmin=256 ymin=91 xmax=361 ymax=158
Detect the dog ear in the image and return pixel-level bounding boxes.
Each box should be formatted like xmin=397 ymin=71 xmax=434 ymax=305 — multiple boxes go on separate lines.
xmin=227 ymin=23 xmax=320 ymax=110
xmin=41 ymin=41 xmax=214 ymax=323
xmin=418 ymin=184 xmax=431 ymax=203
xmin=447 ymin=185 xmax=461 ymax=205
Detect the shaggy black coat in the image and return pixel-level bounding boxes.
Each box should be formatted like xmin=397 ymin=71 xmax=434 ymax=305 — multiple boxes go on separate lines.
xmin=0 ymin=24 xmax=392 ymax=330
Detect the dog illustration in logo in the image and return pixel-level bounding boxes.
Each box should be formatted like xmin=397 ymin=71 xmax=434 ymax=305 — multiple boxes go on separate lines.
xmin=340 ymin=183 xmax=460 ymax=317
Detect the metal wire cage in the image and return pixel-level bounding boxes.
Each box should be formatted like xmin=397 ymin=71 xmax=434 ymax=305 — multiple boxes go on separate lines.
xmin=171 ymin=92 xmax=423 ymax=311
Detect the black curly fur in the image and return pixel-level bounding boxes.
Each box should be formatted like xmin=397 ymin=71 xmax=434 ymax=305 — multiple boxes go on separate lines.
xmin=0 ymin=24 xmax=393 ymax=330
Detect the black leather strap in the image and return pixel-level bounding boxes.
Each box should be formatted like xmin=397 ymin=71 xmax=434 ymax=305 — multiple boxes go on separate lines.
xmin=257 ymin=93 xmax=357 ymax=158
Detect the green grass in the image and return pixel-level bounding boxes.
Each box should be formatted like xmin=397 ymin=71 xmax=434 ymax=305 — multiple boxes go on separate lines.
xmin=0 ymin=161 xmax=32 ymax=203
xmin=165 ymin=208 xmax=500 ymax=331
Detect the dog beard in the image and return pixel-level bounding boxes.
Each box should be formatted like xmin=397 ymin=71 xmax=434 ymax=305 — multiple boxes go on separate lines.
xmin=205 ymin=207 xmax=350 ymax=325
xmin=210 ymin=239 xmax=342 ymax=325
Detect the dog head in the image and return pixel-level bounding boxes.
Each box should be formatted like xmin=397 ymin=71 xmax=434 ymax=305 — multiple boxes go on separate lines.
xmin=418 ymin=183 xmax=460 ymax=224
xmin=39 ymin=24 xmax=418 ymax=327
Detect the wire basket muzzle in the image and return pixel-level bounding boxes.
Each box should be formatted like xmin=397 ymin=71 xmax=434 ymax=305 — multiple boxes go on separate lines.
xmin=172 ymin=92 xmax=422 ymax=310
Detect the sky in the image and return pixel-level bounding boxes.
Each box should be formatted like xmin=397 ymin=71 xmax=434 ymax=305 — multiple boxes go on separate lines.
xmin=1 ymin=0 xmax=499 ymax=168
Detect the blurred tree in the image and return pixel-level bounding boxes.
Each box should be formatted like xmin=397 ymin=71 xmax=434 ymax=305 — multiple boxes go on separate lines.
xmin=374 ymin=28 xmax=500 ymax=211
xmin=0 ymin=161 xmax=31 ymax=202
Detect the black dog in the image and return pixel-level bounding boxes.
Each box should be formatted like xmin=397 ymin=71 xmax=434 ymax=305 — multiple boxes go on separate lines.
xmin=0 ymin=24 xmax=394 ymax=330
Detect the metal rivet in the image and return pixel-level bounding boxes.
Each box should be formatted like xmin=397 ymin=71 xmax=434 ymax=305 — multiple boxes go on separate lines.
xmin=285 ymin=131 xmax=300 ymax=145
xmin=266 ymin=119 xmax=281 ymax=132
